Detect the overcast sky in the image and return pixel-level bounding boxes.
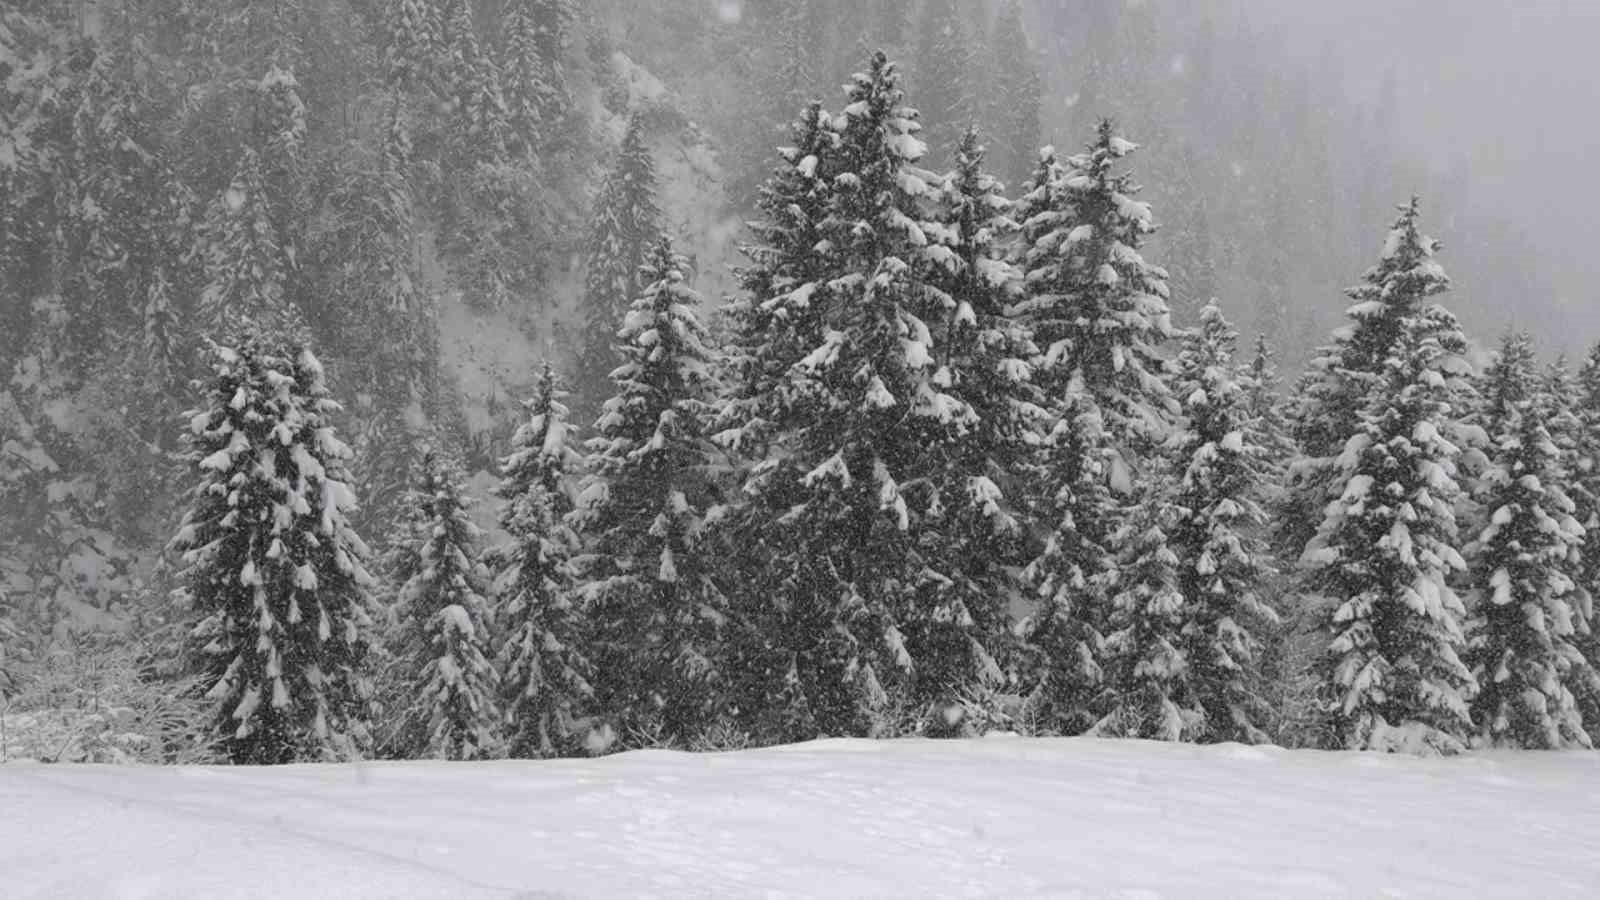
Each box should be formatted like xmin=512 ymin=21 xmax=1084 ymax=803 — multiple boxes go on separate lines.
xmin=1235 ymin=0 xmax=1600 ymax=345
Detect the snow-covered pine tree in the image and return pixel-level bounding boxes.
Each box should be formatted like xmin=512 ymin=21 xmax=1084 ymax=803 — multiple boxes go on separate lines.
xmin=1017 ymin=383 xmax=1120 ymax=735
xmin=717 ymin=52 xmax=980 ymax=740
xmin=1102 ymin=302 xmax=1277 ymax=742
xmin=501 ymin=0 xmax=575 ymax=157
xmin=575 ymin=114 xmax=661 ymax=416
xmin=570 ymin=241 xmax=729 ymax=745
xmin=988 ymin=0 xmax=1042 ymax=189
xmin=315 ymin=97 xmax=432 ymax=408
xmin=58 ymin=35 xmax=158 ymax=365
xmin=1542 ymin=355 xmax=1593 ymax=653
xmin=1464 ymin=334 xmax=1596 ymax=748
xmin=382 ymin=0 xmax=445 ymax=93
xmin=1570 ymin=345 xmax=1600 ymax=738
xmin=1240 ymin=332 xmax=1295 ymax=490
xmin=493 ymin=362 xmax=595 ymax=758
xmin=255 ymin=65 xmax=307 ymax=253
xmin=917 ymin=127 xmax=1041 ymax=718
xmin=198 ymin=147 xmax=292 ymax=336
xmin=1301 ymin=307 xmax=1476 ymax=755
xmin=913 ymin=0 xmax=978 ymax=165
xmin=1014 ymin=118 xmax=1179 ymax=486
xmin=170 ymin=335 xmax=377 ymax=764
xmin=1012 ymin=121 xmax=1177 ymax=734
xmin=1282 ymin=199 xmax=1472 ymax=567
xmin=441 ymin=0 xmax=512 ymax=164
xmin=382 ymin=450 xmax=500 ymax=760
xmin=716 ymin=100 xmax=839 ymax=464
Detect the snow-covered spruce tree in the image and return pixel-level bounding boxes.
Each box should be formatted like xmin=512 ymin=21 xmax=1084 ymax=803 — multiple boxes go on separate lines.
xmin=717 ymin=53 xmax=985 ymax=740
xmin=1239 ymin=330 xmax=1303 ymax=732
xmin=1014 ymin=118 xmax=1178 ymax=485
xmin=501 ymin=0 xmax=575 ymax=157
xmin=1541 ymin=354 xmax=1594 ymax=655
xmin=716 ymin=100 xmax=839 ymax=465
xmin=575 ymin=114 xmax=662 ymax=417
xmin=315 ymin=99 xmax=432 ymax=407
xmin=1017 ymin=384 xmax=1121 ymax=735
xmin=57 ymin=35 xmax=162 ymax=365
xmin=382 ymin=450 xmax=500 ymax=760
xmin=255 ymin=65 xmax=307 ymax=255
xmin=441 ymin=0 xmax=512 ymax=165
xmin=1463 ymin=334 xmax=1595 ymax=748
xmin=1103 ymin=302 xmax=1278 ymax=742
xmin=170 ymin=334 xmax=377 ymax=764
xmin=1573 ymin=344 xmax=1600 ymax=735
xmin=570 ymin=241 xmax=729 ymax=745
xmin=1012 ymin=121 xmax=1178 ymax=734
xmin=492 ymin=362 xmax=595 ymax=758
xmin=913 ymin=0 xmax=978 ymax=165
xmin=1282 ymin=199 xmax=1472 ymax=568
xmin=382 ymin=0 xmax=445 ymax=93
xmin=1240 ymin=333 xmax=1296 ymax=492
xmin=1301 ymin=308 xmax=1476 ymax=755
xmin=916 ymin=127 xmax=1042 ymax=718
xmin=198 ymin=147 xmax=292 ymax=336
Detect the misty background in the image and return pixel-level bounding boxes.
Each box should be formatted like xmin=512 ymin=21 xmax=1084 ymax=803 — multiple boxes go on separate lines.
xmin=1237 ymin=0 xmax=1600 ymax=352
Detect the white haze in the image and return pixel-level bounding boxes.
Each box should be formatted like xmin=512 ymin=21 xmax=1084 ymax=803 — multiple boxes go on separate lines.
xmin=1235 ymin=0 xmax=1600 ymax=351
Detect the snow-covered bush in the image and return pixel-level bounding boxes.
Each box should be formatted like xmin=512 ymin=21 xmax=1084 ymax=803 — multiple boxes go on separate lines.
xmin=0 ymin=631 xmax=216 ymax=764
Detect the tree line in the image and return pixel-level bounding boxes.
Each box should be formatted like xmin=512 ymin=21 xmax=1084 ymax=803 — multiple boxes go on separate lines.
xmin=155 ymin=51 xmax=1600 ymax=764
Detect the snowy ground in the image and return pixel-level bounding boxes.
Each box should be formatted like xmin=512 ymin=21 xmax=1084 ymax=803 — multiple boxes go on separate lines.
xmin=4 ymin=737 xmax=1599 ymax=899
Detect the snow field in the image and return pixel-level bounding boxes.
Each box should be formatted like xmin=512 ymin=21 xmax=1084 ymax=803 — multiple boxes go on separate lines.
xmin=5 ymin=736 xmax=1600 ymax=899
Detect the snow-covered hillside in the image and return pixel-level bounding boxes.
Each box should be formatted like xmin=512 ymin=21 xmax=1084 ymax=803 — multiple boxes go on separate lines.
xmin=5 ymin=737 xmax=1599 ymax=899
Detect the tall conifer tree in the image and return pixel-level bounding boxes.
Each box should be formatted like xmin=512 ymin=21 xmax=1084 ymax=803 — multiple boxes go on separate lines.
xmin=383 ymin=450 xmax=500 ymax=760
xmin=1465 ymin=334 xmax=1596 ymax=748
xmin=493 ymin=363 xmax=595 ymax=757
xmin=576 ymin=115 xmax=661 ymax=416
xmin=571 ymin=242 xmax=729 ymax=744
xmin=1295 ymin=204 xmax=1477 ymax=753
xmin=171 ymin=337 xmax=376 ymax=764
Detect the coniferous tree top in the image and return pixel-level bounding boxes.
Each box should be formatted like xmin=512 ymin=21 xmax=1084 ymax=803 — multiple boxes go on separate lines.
xmin=1295 ymin=198 xmax=1466 ymax=457
xmin=577 ymin=114 xmax=662 ymax=413
xmin=1284 ymin=198 xmax=1474 ymax=563
xmin=1016 ymin=118 xmax=1177 ymax=475
xmin=501 ymin=360 xmax=584 ymax=512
